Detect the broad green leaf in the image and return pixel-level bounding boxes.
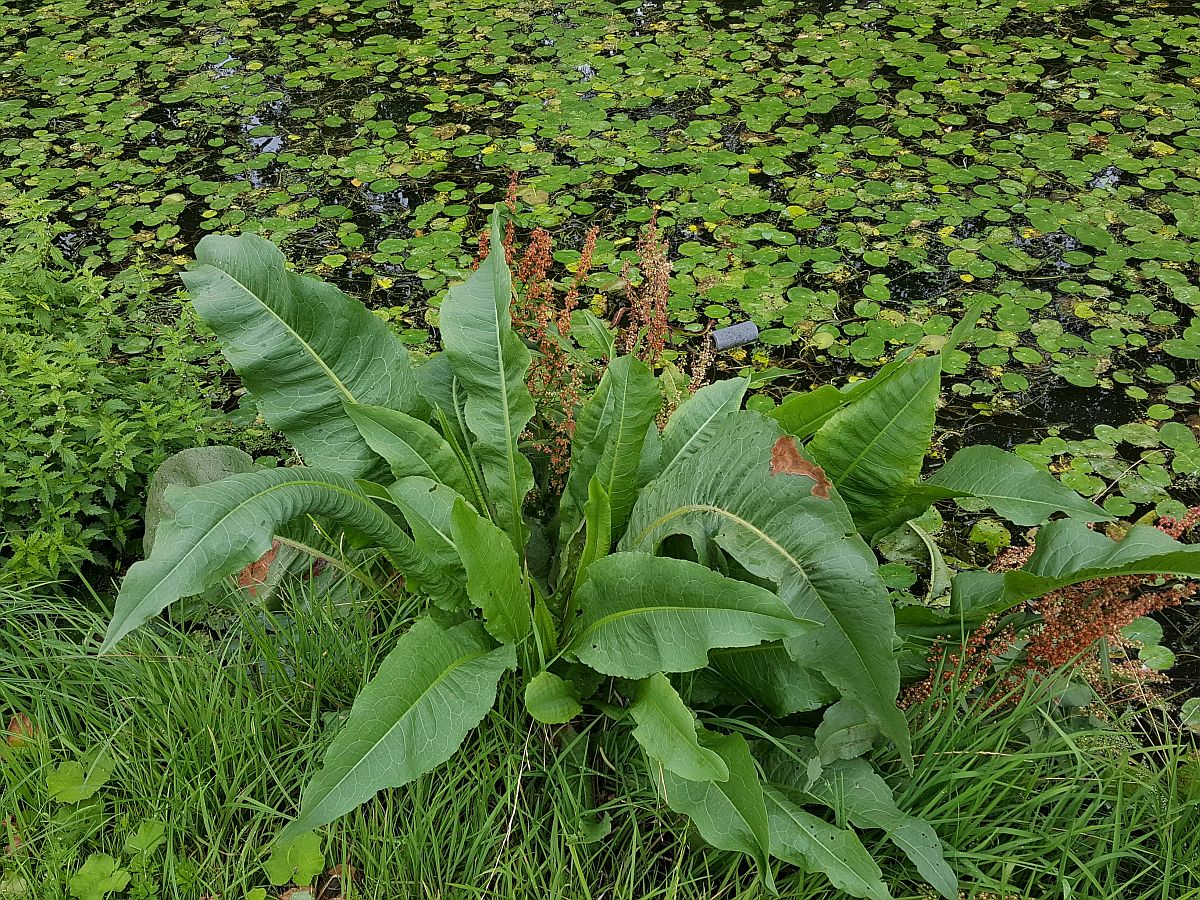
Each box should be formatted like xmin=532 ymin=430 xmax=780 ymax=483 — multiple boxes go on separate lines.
xmin=807 ymin=355 xmax=942 ymax=535
xmin=637 ymin=420 xmax=663 ymax=488
xmin=764 ymin=787 xmax=891 ymax=900
xmin=68 ymin=854 xmax=130 ymax=900
xmin=346 ymin=403 xmax=472 ymax=499
xmin=927 ymin=445 xmax=1109 ymax=526
xmin=953 ymin=519 xmax=1200 ymax=617
xmin=183 ymin=233 xmax=421 ymax=478
xmin=568 ymin=552 xmax=815 ymax=679
xmin=573 ymin=476 xmax=612 ymax=592
xmin=630 ymin=673 xmax=729 ymax=782
xmin=560 ymin=354 xmax=660 ymax=545
xmin=386 ymin=476 xmax=468 ymax=576
xmin=264 ymin=832 xmax=325 ymax=887
xmin=1182 ymin=698 xmax=1200 ymax=733
xmin=439 ymin=209 xmax=534 ymax=547
xmin=101 ymin=468 xmax=444 ymax=652
xmin=623 ymin=413 xmax=911 ymax=764
xmin=814 ymin=699 xmax=879 ymax=764
xmin=662 ymin=733 xmax=775 ymax=894
xmin=769 ymin=384 xmax=851 ymax=441
xmin=659 ymin=377 xmax=749 ymax=474
xmin=47 ymin=748 xmax=116 ymax=803
xmin=450 ymin=497 xmax=532 ymax=646
xmin=143 ymin=446 xmax=254 ymax=554
xmin=768 ymin=351 xmax=915 ymax=440
xmin=415 ymin=356 xmax=481 ymax=490
xmin=805 ymin=758 xmax=957 ymax=900
xmin=570 ymin=308 xmax=617 ymax=361
xmin=414 ymin=353 xmax=461 ymax=423
xmin=281 ymin=619 xmax=514 ymax=841
xmin=533 ymin=594 xmax=558 ymax=657
xmin=700 ymin=644 xmax=838 ymax=716
xmin=123 ymin=820 xmax=166 ymax=859
xmin=144 ymin=445 xmax=307 ymax=604
xmin=524 ymin=671 xmax=582 ymax=724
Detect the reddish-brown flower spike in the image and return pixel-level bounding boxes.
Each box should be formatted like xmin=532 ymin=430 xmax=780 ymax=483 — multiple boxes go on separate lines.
xmin=769 ymin=436 xmax=832 ymax=499
xmin=472 ymin=226 xmax=489 ymax=270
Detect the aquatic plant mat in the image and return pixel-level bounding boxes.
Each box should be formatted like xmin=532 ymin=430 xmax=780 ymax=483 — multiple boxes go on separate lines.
xmin=2 ymin=0 xmax=1198 ymax=638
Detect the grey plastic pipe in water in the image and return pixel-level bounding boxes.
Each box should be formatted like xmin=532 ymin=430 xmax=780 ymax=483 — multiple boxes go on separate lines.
xmin=710 ymin=321 xmax=759 ymax=351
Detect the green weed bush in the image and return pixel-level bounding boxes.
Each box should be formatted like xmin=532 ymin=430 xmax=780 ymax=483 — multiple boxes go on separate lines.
xmin=0 ymin=196 xmax=228 ymax=584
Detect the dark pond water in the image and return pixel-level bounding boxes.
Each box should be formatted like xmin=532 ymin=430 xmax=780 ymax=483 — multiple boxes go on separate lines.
xmin=2 ymin=0 xmax=1198 ymax=679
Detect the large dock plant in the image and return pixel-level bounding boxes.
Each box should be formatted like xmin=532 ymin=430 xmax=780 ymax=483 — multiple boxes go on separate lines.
xmin=100 ymin=210 xmax=1200 ymax=898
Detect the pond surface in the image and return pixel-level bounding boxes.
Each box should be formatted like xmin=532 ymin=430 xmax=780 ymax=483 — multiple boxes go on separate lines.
xmin=1 ymin=0 xmax=1198 ymax=522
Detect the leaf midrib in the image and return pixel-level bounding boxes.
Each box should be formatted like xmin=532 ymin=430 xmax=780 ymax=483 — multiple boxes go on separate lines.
xmin=305 ymin=638 xmax=499 ymax=820
xmin=663 ymin=386 xmax=742 ymax=472
xmin=766 ymin=789 xmax=880 ymax=890
xmin=600 ymin=366 xmax=644 ymax=515
xmin=491 ymin=283 xmax=523 ymax=536
xmin=106 ymin=476 xmax=389 ymax=648
xmin=824 ymin=363 xmax=937 ymax=490
xmin=203 ymin=263 xmax=357 ymax=404
xmin=575 ymin=600 xmax=802 ymax=643
xmin=629 ymin=503 xmax=886 ymax=703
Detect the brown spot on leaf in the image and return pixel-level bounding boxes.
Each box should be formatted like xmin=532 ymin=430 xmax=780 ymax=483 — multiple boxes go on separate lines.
xmin=3 ymin=817 xmax=21 ymax=856
xmin=5 ymin=714 xmax=35 ymax=747
xmin=769 ymin=436 xmax=832 ymax=499
xmin=238 ymin=540 xmax=280 ymax=596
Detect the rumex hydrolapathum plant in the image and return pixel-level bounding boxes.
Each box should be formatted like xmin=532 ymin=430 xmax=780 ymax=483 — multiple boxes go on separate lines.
xmin=96 ymin=209 xmax=1200 ymax=898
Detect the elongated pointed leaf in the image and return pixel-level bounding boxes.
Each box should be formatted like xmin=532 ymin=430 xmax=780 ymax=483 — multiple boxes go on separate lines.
xmin=769 ymin=384 xmax=852 ymax=441
xmin=807 ymin=355 xmax=941 ymax=536
xmin=101 ymin=468 xmax=442 ymax=652
xmin=346 ymin=403 xmax=473 ymax=499
xmin=638 ymin=420 xmax=663 ymax=488
xmin=804 ymin=758 xmax=957 ymax=900
xmin=814 ymin=699 xmax=879 ymax=764
xmin=386 ymin=476 xmax=467 ymax=572
xmin=380 ymin=477 xmax=470 ymax=609
xmin=143 ymin=446 xmax=255 ymax=555
xmin=953 ymin=518 xmax=1200 ymax=616
xmin=439 ymin=210 xmax=534 ymax=546
xmin=568 ymin=552 xmax=815 ymax=679
xmin=524 ymin=671 xmax=582 ymax=724
xmin=861 ymin=483 xmax=962 ymax=547
xmin=183 ymin=234 xmax=421 ymax=478
xmin=571 ymin=308 xmax=617 ymax=361
xmin=414 ymin=353 xmax=461 ymax=422
xmin=623 ymin=413 xmax=911 ymax=764
xmin=281 ymin=618 xmax=514 ymax=841
xmin=659 ymin=377 xmax=749 ymax=474
xmin=662 ymin=733 xmax=775 ymax=894
xmin=573 ymin=476 xmax=612 ymax=593
xmin=927 ymin=445 xmax=1109 ymax=526
xmin=559 ymin=355 xmax=660 ymax=545
xmin=768 ymin=351 xmax=915 ymax=441
xmin=630 ymin=673 xmax=729 ymax=782
xmin=450 ymin=497 xmax=532 ymax=646
xmin=764 ymin=787 xmax=891 ymax=900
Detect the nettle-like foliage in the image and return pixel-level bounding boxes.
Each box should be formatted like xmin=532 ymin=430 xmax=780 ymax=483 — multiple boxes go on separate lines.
xmin=100 ymin=212 xmax=1200 ymax=898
